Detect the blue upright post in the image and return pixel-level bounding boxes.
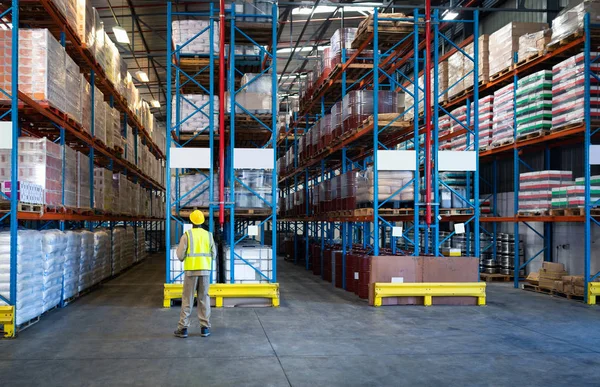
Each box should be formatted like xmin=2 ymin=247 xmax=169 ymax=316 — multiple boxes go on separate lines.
xmin=433 ymin=10 xmax=440 ymax=256
xmin=372 ymin=8 xmax=380 ymax=256
xmin=584 ymin=13 xmax=592 ymax=302
xmin=413 ymin=10 xmax=420 ymax=256
xmin=271 ymin=1 xmax=279 ymax=282
xmin=165 ymin=1 xmax=173 ymax=284
xmin=229 ymin=7 xmax=236 ymax=283
xmin=513 ymin=51 xmax=520 ymax=288
xmin=473 ymin=10 xmax=481 ymax=260
xmin=9 ymin=0 xmax=19 ymax=329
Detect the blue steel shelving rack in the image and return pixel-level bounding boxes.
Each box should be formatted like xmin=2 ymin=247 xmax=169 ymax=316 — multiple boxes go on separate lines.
xmin=2 ymin=0 xmax=166 ymax=338
xmin=278 ymin=9 xmax=424 ymax=287
xmin=165 ymin=1 xmax=278 ymax=287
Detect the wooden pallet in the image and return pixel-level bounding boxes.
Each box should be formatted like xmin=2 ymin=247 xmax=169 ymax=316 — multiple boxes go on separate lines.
xmin=547 ymin=30 xmax=584 ymax=52
xmin=439 ymin=208 xmax=474 ymax=216
xmin=490 ymin=65 xmax=514 ymax=81
xmin=492 ymin=137 xmax=514 ymax=148
xmin=553 ymin=290 xmax=584 ymax=301
xmin=364 ymin=113 xmax=413 ymax=129
xmin=19 ymin=202 xmax=44 ymax=213
xmin=515 ymin=50 xmax=545 ymax=67
xmin=523 ymin=283 xmax=553 ymax=295
xmin=480 ymin=273 xmax=512 ymax=282
xmin=352 ymin=21 xmax=415 ymax=49
xmin=516 ymin=129 xmax=549 ymax=141
xmin=518 ymin=210 xmax=550 ymax=217
xmin=523 ymin=283 xmax=585 ymax=301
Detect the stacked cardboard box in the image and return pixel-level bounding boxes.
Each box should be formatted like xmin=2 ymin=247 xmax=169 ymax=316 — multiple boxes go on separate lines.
xmin=516 ymin=70 xmax=553 ymax=138
xmin=489 ymin=22 xmax=548 ymax=78
xmin=491 ymin=83 xmax=515 ymax=146
xmin=552 ymin=53 xmax=600 ymax=129
xmin=464 ymin=35 xmax=490 ymax=87
xmin=356 ymin=168 xmax=414 ymax=203
xmin=539 ymin=262 xmax=568 ymax=290
xmin=76 ymin=0 xmax=95 ymax=52
xmin=561 ymin=275 xmax=586 ymax=296
xmin=518 ymin=29 xmax=551 ymax=62
xmin=519 ymin=170 xmax=573 ymax=213
xmin=553 ymin=176 xmax=600 ymax=209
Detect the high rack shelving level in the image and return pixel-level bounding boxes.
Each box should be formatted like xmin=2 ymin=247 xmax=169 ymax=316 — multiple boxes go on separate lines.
xmin=276 ymin=6 xmax=482 ymax=291
xmin=165 ymin=1 xmax=279 ymax=307
xmin=1 ymin=0 xmax=167 ymax=338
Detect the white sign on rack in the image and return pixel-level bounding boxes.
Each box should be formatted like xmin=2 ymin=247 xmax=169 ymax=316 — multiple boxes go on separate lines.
xmin=234 ymin=149 xmax=274 ymax=169
xmin=377 ymin=150 xmax=417 ymax=171
xmin=590 ymin=145 xmax=600 ymax=165
xmin=439 ymin=151 xmax=477 ymax=171
xmin=0 ymin=122 xmax=12 ymax=149
xmin=169 ymin=148 xmax=211 ymax=169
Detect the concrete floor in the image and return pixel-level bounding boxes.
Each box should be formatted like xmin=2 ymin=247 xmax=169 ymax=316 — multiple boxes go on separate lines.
xmin=2 ymin=254 xmax=600 ymax=386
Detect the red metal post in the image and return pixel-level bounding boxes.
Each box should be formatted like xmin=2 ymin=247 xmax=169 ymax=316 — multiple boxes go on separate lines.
xmin=219 ymin=0 xmax=226 ymax=226
xmin=424 ymin=0 xmax=432 ymax=227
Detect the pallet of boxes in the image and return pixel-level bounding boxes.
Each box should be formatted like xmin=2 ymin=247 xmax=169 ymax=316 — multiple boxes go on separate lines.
xmin=530 ymin=262 xmax=586 ymax=299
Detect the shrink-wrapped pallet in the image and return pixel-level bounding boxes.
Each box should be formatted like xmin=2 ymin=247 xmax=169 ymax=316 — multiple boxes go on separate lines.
xmin=41 ymin=230 xmax=67 ymax=313
xmin=0 ymin=230 xmax=44 ymax=326
xmin=80 ymin=74 xmax=92 ymax=135
xmin=93 ymin=230 xmax=111 ymax=284
xmin=77 ymin=230 xmax=94 ymax=292
xmin=489 ymin=22 xmax=548 ymax=77
xmin=77 ymin=152 xmax=91 ymax=209
xmin=172 ymin=94 xmax=219 ymax=133
xmin=224 ymin=243 xmax=270 ymax=284
xmin=0 ymin=29 xmax=66 ymax=114
xmin=463 ymin=35 xmax=490 ymax=88
xmin=64 ymin=146 xmax=78 ymax=208
xmin=519 ymin=171 xmax=573 ymax=213
xmin=65 ymin=54 xmax=82 ymax=124
xmin=112 ymin=227 xmax=125 ymax=275
xmin=341 ymin=90 xmax=405 ymax=133
xmin=550 ymin=0 xmax=600 ymax=46
xmin=491 ymin=83 xmax=515 ymax=146
xmin=518 ymin=29 xmax=551 ymax=62
xmin=63 ymin=231 xmax=81 ymax=300
xmin=93 ymin=87 xmax=107 ymax=144
xmin=17 ymin=138 xmax=63 ymax=207
xmin=76 ymin=0 xmax=95 ymax=53
xmin=172 ymin=20 xmax=220 ymax=54
xmin=124 ymin=227 xmax=135 ymax=269
xmin=356 ymin=167 xmax=414 ymax=203
xmin=516 ymin=70 xmax=553 ymax=138
xmin=93 ymin=167 xmax=113 ymax=212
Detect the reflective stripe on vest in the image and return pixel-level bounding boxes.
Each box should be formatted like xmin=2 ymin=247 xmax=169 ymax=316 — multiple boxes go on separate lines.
xmin=184 ymin=228 xmax=212 ymax=271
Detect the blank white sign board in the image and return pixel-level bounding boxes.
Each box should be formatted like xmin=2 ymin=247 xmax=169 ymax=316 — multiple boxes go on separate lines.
xmin=590 ymin=145 xmax=600 ymax=165
xmin=234 ymin=149 xmax=274 ymax=169
xmin=377 ymin=150 xmax=416 ymax=171
xmin=169 ymin=148 xmax=211 ymax=169
xmin=0 ymin=122 xmax=12 ymax=149
xmin=439 ymin=151 xmax=477 ymax=172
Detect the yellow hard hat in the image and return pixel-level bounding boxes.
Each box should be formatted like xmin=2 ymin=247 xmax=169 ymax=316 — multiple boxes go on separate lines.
xmin=190 ymin=210 xmax=205 ymax=225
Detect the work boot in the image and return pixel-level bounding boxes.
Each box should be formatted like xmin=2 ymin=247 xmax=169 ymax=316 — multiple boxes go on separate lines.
xmin=201 ymin=327 xmax=210 ymax=337
xmin=174 ymin=328 xmax=188 ymax=338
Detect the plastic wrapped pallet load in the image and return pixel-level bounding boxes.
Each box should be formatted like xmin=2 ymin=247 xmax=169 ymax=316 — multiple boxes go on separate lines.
xmin=550 ymin=0 xmax=600 ymax=46
xmin=78 ymin=230 xmax=94 ymax=292
xmin=518 ymin=29 xmax=551 ymax=62
xmin=223 ymin=244 xmax=270 ymax=284
xmin=518 ymin=171 xmax=573 ymax=213
xmin=489 ymin=22 xmax=548 ymax=78
xmin=40 ymin=230 xmax=67 ymax=313
xmin=552 ymin=53 xmax=600 ymax=129
xmin=64 ymin=146 xmax=78 ymax=208
xmin=491 ymin=83 xmax=515 ymax=146
xmin=77 ymin=152 xmax=91 ymax=209
xmin=93 ymin=230 xmax=111 ymax=283
xmin=172 ymin=20 xmax=220 ymax=54
xmin=0 ymin=230 xmax=44 ymax=326
xmin=64 ymin=53 xmax=82 ymax=124
xmin=18 ymin=138 xmax=64 ymax=207
xmin=112 ymin=227 xmax=125 ymax=275
xmin=63 ymin=231 xmax=81 ymax=300
xmin=135 ymin=228 xmax=147 ymax=263
xmin=516 ymin=70 xmax=553 ymax=138
xmin=0 ymin=29 xmax=67 ymax=114
xmin=93 ymin=167 xmax=113 ymax=212
xmin=123 ymin=227 xmax=135 ymax=269
xmin=76 ymin=0 xmax=96 ymax=53
xmin=171 ymin=94 xmax=219 ymax=133
xmin=356 ymin=167 xmax=415 ymax=203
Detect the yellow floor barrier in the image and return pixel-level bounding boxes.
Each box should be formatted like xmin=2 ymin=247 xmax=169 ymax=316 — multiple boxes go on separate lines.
xmin=0 ymin=306 xmax=14 ymax=338
xmin=588 ymin=283 xmax=600 ymax=305
xmin=164 ymin=283 xmax=280 ymax=308
xmin=373 ymin=282 xmax=486 ymax=307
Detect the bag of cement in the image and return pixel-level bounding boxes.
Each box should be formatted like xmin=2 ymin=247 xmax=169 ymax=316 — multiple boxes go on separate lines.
xmin=41 ymin=230 xmax=67 ymax=313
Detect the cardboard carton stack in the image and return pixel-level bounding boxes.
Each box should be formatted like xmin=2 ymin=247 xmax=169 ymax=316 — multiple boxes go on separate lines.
xmin=519 ymin=170 xmax=573 ymax=213
xmin=464 ymin=35 xmax=490 ymax=87
xmin=518 ymin=29 xmax=551 ymax=62
xmin=550 ymin=0 xmax=600 ymax=46
xmin=539 ymin=262 xmax=568 ymax=290
xmin=489 ymin=22 xmax=548 ymax=78
xmin=560 ymin=275 xmax=586 ymax=296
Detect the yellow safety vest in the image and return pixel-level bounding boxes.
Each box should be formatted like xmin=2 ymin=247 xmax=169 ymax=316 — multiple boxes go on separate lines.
xmin=184 ymin=228 xmax=212 ymax=271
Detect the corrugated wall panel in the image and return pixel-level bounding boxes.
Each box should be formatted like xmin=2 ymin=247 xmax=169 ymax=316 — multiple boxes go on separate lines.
xmin=480 ymin=0 xmax=548 ymax=35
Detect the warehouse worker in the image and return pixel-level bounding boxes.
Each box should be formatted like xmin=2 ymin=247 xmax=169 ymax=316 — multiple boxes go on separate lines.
xmin=174 ymin=210 xmax=216 ymax=338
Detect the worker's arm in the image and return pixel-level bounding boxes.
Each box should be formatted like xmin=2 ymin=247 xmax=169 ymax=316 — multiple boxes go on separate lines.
xmin=209 ymin=232 xmax=217 ymax=262
xmin=176 ymin=233 xmax=187 ymax=262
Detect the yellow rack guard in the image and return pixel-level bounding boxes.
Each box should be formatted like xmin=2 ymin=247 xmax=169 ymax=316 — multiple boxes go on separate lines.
xmin=373 ymin=282 xmax=486 ymax=307
xmin=0 ymin=306 xmax=14 ymax=338
xmin=164 ymin=283 xmax=280 ymax=308
xmin=588 ymin=283 xmax=600 ymax=305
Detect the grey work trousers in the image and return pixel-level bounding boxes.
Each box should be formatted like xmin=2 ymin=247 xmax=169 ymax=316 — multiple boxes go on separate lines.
xmin=178 ymin=274 xmax=211 ymax=330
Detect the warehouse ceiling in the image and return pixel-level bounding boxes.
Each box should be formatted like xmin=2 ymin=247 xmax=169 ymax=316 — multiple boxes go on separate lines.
xmin=90 ymin=1 xmax=458 ymax=121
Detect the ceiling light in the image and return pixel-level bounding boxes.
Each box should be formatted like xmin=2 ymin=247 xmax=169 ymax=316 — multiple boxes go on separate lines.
xmin=442 ymin=10 xmax=459 ymax=20
xmin=135 ymin=71 xmax=149 ymax=83
xmin=112 ymin=26 xmax=130 ymax=44
xmin=151 ymin=100 xmax=161 ymax=108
